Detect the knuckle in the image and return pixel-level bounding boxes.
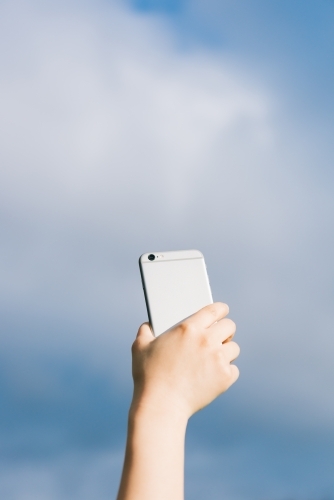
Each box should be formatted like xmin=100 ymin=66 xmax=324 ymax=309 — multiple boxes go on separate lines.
xmin=223 ymin=318 xmax=236 ymax=333
xmin=221 ymin=302 xmax=229 ymax=313
xmin=131 ymin=339 xmax=139 ymax=353
xmin=178 ymin=321 xmax=188 ymax=334
xmin=221 ymin=362 xmax=232 ymax=378
xmin=230 ymin=340 xmax=240 ymax=354
xmin=216 ymin=301 xmax=229 ymax=313
xmin=132 ymin=337 xmax=146 ymax=354
xmin=215 ymin=348 xmax=226 ymax=363
xmin=206 ymin=304 xmax=218 ymax=317
xmin=222 ymin=341 xmax=240 ymax=361
xmin=178 ymin=321 xmax=195 ymax=336
xmin=199 ymin=334 xmax=210 ymax=348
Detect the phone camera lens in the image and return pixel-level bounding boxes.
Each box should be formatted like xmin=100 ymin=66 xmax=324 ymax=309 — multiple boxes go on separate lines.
xmin=148 ymin=254 xmax=155 ymax=261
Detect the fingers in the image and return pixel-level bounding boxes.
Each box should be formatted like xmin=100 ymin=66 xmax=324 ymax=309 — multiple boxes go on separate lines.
xmin=188 ymin=302 xmax=229 ymax=329
xmin=209 ymin=317 xmax=236 ymax=344
xmin=228 ymin=364 xmax=240 ymax=385
xmin=222 ymin=340 xmax=240 ymax=363
xmin=134 ymin=322 xmax=155 ymax=350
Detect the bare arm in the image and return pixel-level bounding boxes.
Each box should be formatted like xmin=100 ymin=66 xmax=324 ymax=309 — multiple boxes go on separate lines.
xmin=117 ymin=302 xmax=240 ymax=500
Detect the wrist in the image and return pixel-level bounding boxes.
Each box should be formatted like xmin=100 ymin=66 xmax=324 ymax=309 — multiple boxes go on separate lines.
xmin=119 ymin=388 xmax=187 ymax=500
xmin=129 ymin=389 xmax=189 ymax=429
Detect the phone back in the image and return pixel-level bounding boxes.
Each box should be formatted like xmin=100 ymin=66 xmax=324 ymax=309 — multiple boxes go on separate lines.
xmin=139 ymin=250 xmax=213 ymax=336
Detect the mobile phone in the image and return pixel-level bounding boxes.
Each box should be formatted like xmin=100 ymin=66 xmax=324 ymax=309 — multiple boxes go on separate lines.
xmin=139 ymin=249 xmax=213 ymax=336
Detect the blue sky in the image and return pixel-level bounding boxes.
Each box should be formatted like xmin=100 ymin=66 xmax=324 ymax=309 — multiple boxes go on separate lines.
xmin=0 ymin=0 xmax=334 ymax=498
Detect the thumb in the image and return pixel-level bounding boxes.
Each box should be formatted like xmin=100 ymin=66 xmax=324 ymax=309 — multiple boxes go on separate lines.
xmin=135 ymin=322 xmax=155 ymax=349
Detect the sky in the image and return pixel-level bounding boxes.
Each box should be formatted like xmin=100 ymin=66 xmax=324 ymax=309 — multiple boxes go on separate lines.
xmin=0 ymin=0 xmax=334 ymax=498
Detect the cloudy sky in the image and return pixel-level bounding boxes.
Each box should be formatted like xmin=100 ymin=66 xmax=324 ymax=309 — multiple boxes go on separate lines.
xmin=0 ymin=0 xmax=334 ymax=498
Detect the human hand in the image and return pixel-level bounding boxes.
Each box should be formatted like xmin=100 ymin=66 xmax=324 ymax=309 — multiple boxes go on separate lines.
xmin=131 ymin=302 xmax=240 ymax=421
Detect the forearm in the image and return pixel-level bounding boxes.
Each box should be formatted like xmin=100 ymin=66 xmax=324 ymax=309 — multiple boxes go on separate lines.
xmin=117 ymin=305 xmax=240 ymax=499
xmin=117 ymin=400 xmax=188 ymax=500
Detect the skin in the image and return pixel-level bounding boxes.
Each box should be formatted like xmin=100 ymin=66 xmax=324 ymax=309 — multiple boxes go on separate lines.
xmin=117 ymin=302 xmax=240 ymax=500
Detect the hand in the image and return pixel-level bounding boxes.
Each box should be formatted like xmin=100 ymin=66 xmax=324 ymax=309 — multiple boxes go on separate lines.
xmin=131 ymin=302 xmax=240 ymax=421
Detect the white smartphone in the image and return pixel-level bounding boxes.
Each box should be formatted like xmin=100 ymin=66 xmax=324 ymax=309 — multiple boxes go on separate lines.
xmin=139 ymin=249 xmax=213 ymax=336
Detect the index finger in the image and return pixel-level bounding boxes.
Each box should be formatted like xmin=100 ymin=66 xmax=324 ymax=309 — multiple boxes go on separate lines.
xmin=187 ymin=302 xmax=229 ymax=329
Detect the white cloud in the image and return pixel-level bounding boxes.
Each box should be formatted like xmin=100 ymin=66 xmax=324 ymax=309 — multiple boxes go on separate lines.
xmin=0 ymin=2 xmax=269 ymax=278
xmin=0 ymin=0 xmax=271 ymax=326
